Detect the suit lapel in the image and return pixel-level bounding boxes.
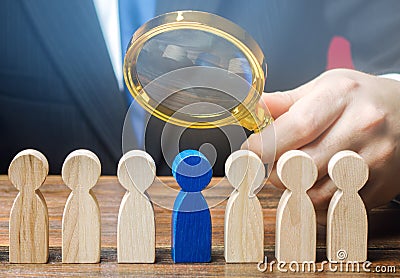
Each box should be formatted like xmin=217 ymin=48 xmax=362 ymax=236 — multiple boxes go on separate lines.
xmin=21 ymin=0 xmax=129 ymax=162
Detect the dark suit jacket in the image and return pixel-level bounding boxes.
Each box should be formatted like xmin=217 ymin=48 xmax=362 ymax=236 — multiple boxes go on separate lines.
xmin=1 ymin=0 xmax=399 ymax=175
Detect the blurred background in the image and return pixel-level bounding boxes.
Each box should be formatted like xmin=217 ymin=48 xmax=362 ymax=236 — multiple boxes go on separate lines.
xmin=0 ymin=0 xmax=399 ymax=175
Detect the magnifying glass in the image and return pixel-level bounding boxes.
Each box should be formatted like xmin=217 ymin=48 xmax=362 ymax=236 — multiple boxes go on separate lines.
xmin=123 ymin=10 xmax=273 ymax=132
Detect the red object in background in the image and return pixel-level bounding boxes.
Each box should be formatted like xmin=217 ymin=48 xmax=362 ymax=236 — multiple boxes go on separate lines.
xmin=326 ymin=36 xmax=355 ymax=70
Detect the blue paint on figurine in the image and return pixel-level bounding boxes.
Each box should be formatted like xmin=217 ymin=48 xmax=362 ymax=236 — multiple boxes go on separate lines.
xmin=171 ymin=150 xmax=212 ymax=263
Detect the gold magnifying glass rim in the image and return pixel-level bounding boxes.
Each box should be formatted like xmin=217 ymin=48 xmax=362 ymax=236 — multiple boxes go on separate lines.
xmin=123 ymin=10 xmax=266 ymax=129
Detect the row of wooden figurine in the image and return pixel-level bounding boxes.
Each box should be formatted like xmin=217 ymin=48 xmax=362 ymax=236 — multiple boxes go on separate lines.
xmin=226 ymin=149 xmax=368 ymax=264
xmin=7 ymin=148 xmax=368 ymax=264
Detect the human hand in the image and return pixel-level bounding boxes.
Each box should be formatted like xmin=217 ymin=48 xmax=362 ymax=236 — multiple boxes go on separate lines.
xmin=242 ymin=69 xmax=400 ymax=224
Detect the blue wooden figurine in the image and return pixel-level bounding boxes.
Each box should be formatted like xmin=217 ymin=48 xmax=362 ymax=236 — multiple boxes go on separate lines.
xmin=171 ymin=150 xmax=212 ymax=263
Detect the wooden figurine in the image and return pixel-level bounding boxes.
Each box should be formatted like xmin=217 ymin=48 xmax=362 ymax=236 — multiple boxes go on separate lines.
xmin=117 ymin=150 xmax=156 ymax=263
xmin=171 ymin=150 xmax=212 ymax=263
xmin=275 ymin=150 xmax=317 ymax=262
xmin=224 ymin=150 xmax=265 ymax=263
xmin=327 ymin=150 xmax=368 ymax=262
xmin=9 ymin=149 xmax=49 ymax=263
xmin=61 ymin=149 xmax=101 ymax=263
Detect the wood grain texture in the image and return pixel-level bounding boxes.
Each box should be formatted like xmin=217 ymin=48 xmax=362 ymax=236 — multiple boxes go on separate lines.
xmin=117 ymin=150 xmax=156 ymax=263
xmin=327 ymin=150 xmax=368 ymax=262
xmin=61 ymin=150 xmax=101 ymax=263
xmin=0 ymin=176 xmax=399 ymax=276
xmin=171 ymin=150 xmax=212 ymax=263
xmin=8 ymin=149 xmax=49 ymax=263
xmin=275 ymin=150 xmax=317 ymax=262
xmin=224 ymin=150 xmax=264 ymax=263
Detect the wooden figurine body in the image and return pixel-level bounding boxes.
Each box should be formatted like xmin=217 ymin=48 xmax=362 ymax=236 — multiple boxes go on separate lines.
xmin=327 ymin=150 xmax=368 ymax=262
xmin=9 ymin=149 xmax=49 ymax=263
xmin=275 ymin=150 xmax=317 ymax=262
xmin=62 ymin=149 xmax=101 ymax=263
xmin=224 ymin=150 xmax=264 ymax=263
xmin=117 ymin=150 xmax=156 ymax=263
xmin=171 ymin=150 xmax=212 ymax=263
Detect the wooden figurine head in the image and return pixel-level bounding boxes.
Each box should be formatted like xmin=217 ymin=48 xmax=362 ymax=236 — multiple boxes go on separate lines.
xmin=117 ymin=150 xmax=156 ymax=193
xmin=225 ymin=150 xmax=265 ymax=197
xmin=8 ymin=149 xmax=49 ymax=192
xmin=277 ymin=150 xmax=317 ymax=193
xmin=62 ymin=149 xmax=101 ymax=191
xmin=328 ymin=150 xmax=368 ymax=192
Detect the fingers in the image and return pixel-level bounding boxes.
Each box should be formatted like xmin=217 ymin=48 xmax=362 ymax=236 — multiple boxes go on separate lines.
xmin=270 ymin=140 xmax=394 ymax=213
xmin=357 ymin=139 xmax=397 ymax=209
xmin=269 ymin=169 xmax=339 ymax=212
xmin=245 ymin=87 xmax=347 ymax=163
xmin=266 ymin=110 xmax=361 ymax=191
xmin=241 ymin=122 xmax=276 ymax=163
xmin=268 ymin=172 xmax=332 ymax=226
xmin=308 ymin=137 xmax=396 ymax=212
xmin=271 ymin=173 xmax=337 ymax=211
xmin=268 ymin=102 xmax=376 ymax=184
xmin=244 ymin=70 xmax=387 ymax=214
xmin=261 ymin=78 xmax=317 ymax=119
xmin=267 ymin=164 xmax=285 ymax=189
xmin=245 ymin=70 xmax=364 ymax=163
xmin=266 ymin=100 xmax=390 ymax=211
xmin=299 ymin=109 xmax=363 ymax=180
xmin=244 ymin=70 xmax=400 ymax=223
xmin=307 ymin=175 xmax=337 ymax=211
xmin=246 ymin=85 xmax=315 ymax=160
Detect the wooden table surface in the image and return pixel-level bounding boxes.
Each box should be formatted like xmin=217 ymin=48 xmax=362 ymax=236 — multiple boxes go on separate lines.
xmin=0 ymin=175 xmax=399 ymax=277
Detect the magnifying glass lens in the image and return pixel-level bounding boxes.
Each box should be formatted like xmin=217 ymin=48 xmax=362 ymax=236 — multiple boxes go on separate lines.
xmin=123 ymin=11 xmax=271 ymax=131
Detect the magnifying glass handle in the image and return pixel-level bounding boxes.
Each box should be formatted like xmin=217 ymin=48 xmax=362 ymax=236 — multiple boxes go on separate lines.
xmin=237 ymin=103 xmax=274 ymax=133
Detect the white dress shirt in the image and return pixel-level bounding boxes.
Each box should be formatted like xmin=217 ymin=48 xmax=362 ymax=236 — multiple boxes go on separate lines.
xmin=94 ymin=0 xmax=155 ymax=148
xmin=93 ymin=0 xmax=124 ymax=91
xmin=380 ymin=73 xmax=400 ymax=82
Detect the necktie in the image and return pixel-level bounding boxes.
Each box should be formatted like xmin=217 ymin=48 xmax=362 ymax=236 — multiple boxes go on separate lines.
xmin=326 ymin=36 xmax=354 ymax=70
xmin=119 ymin=0 xmax=156 ymax=148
